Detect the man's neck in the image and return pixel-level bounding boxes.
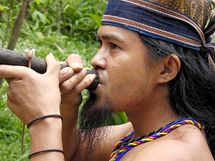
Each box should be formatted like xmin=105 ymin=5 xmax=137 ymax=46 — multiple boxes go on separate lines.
xmin=126 ymin=95 xmax=178 ymax=139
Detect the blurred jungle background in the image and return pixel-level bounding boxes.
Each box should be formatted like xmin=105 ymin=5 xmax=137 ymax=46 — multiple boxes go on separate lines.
xmin=0 ymin=0 xmax=127 ymax=160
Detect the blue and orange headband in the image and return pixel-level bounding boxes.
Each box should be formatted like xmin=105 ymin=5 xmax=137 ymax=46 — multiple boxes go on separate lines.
xmin=101 ymin=0 xmax=215 ymax=51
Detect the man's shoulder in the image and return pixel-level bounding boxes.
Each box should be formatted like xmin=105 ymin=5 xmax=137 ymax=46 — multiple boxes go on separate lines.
xmin=126 ymin=124 xmax=215 ymax=161
xmin=131 ymin=138 xmax=195 ymax=161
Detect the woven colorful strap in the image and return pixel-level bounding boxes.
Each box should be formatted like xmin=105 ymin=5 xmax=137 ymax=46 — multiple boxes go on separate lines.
xmin=102 ymin=0 xmax=215 ymax=51
xmin=110 ymin=118 xmax=202 ymax=161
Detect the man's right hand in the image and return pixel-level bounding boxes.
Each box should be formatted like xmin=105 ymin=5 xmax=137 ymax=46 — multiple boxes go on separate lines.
xmin=58 ymin=54 xmax=96 ymax=161
xmin=59 ymin=54 xmax=96 ymax=119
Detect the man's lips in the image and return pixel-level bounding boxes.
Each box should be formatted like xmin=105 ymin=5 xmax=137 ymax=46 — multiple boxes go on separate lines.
xmin=92 ymin=71 xmax=107 ymax=93
xmin=97 ymin=71 xmax=105 ymax=85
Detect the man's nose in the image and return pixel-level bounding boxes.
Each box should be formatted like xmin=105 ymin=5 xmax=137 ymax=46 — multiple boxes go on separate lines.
xmin=91 ymin=50 xmax=107 ymax=70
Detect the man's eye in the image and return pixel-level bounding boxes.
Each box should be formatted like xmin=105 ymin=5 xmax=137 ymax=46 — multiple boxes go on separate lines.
xmin=110 ymin=43 xmax=119 ymax=49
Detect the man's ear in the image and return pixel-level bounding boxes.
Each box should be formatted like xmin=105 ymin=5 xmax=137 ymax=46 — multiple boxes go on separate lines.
xmin=158 ymin=54 xmax=181 ymax=83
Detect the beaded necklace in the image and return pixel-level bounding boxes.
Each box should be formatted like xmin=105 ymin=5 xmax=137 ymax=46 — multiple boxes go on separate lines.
xmin=110 ymin=118 xmax=202 ymax=161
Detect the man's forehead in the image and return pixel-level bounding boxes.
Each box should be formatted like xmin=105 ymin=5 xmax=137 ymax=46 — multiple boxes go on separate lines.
xmin=97 ymin=25 xmax=138 ymax=41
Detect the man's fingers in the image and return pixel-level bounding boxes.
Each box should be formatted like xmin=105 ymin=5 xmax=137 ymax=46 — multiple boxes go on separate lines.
xmin=60 ymin=69 xmax=87 ymax=93
xmin=75 ymin=74 xmax=96 ymax=92
xmin=0 ymin=65 xmax=30 ymax=79
xmin=59 ymin=67 xmax=74 ymax=84
xmin=45 ymin=53 xmax=60 ymax=74
xmin=66 ymin=54 xmax=84 ymax=72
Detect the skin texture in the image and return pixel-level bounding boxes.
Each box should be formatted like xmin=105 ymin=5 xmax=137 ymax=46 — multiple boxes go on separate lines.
xmin=0 ymin=26 xmax=214 ymax=161
xmin=92 ymin=25 xmax=180 ymax=136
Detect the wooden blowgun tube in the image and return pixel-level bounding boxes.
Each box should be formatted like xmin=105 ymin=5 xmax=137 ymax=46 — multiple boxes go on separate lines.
xmin=0 ymin=48 xmax=99 ymax=91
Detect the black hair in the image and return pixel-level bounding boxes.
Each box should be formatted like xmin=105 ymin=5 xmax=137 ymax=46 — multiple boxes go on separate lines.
xmin=140 ymin=36 xmax=215 ymax=158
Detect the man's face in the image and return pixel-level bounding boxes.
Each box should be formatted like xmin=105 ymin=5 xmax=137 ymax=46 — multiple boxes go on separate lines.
xmin=78 ymin=25 xmax=162 ymax=150
xmin=90 ymin=25 xmax=160 ymax=114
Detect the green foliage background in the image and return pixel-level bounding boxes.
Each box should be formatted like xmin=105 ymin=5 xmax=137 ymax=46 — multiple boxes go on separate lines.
xmin=0 ymin=0 xmax=127 ymax=160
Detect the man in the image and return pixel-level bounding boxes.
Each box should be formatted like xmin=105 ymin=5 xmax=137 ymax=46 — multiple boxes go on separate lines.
xmin=0 ymin=0 xmax=215 ymax=161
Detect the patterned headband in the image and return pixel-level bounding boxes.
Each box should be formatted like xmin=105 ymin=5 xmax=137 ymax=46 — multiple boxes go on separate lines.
xmin=101 ymin=0 xmax=215 ymax=51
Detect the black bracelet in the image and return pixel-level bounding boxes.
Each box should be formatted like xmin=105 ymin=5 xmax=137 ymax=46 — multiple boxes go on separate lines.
xmin=27 ymin=114 xmax=63 ymax=129
xmin=28 ymin=149 xmax=64 ymax=159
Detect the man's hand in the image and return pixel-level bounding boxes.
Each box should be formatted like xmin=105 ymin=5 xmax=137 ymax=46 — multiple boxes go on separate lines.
xmin=0 ymin=53 xmax=61 ymax=125
xmin=58 ymin=54 xmax=96 ymax=161
xmin=59 ymin=54 xmax=96 ymax=119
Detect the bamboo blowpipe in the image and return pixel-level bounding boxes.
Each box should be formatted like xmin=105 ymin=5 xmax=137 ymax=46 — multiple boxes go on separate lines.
xmin=0 ymin=48 xmax=99 ymax=91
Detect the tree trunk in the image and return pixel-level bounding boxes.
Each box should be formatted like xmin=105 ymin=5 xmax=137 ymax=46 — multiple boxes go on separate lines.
xmin=7 ymin=0 xmax=32 ymax=50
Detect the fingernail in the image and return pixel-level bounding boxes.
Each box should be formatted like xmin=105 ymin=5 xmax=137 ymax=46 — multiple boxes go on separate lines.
xmin=67 ymin=67 xmax=74 ymax=74
xmin=89 ymin=74 xmax=96 ymax=81
xmin=73 ymin=62 xmax=83 ymax=69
